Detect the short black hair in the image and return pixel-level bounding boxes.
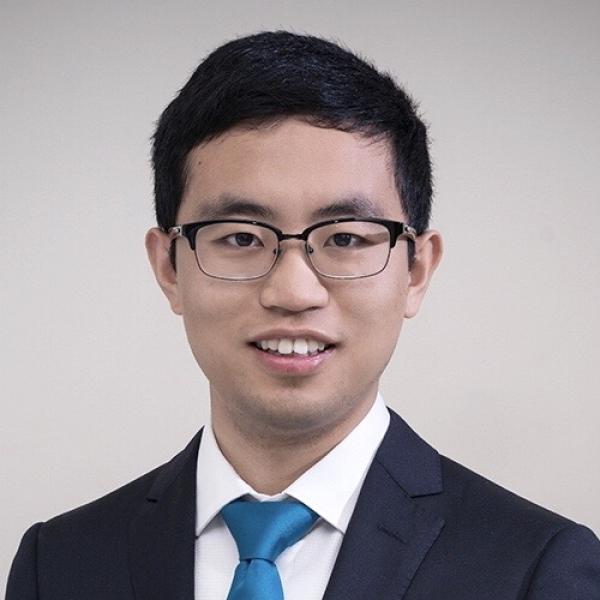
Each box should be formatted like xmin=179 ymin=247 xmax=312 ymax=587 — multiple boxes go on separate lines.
xmin=152 ymin=30 xmax=432 ymax=240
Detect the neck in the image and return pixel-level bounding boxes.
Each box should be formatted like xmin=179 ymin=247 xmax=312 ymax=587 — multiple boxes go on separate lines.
xmin=210 ymin=390 xmax=376 ymax=495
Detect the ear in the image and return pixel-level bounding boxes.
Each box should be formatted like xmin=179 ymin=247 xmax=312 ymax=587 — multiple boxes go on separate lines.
xmin=145 ymin=227 xmax=183 ymax=315
xmin=405 ymin=230 xmax=443 ymax=318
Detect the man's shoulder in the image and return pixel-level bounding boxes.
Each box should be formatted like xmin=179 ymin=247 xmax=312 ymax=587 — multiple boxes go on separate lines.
xmin=7 ymin=432 xmax=202 ymax=597
xmin=441 ymin=455 xmax=570 ymax=521
xmin=39 ymin=465 xmax=160 ymax=544
xmin=38 ymin=429 xmax=202 ymax=543
xmin=436 ymin=454 xmax=595 ymax=552
xmin=383 ymin=410 xmax=589 ymax=537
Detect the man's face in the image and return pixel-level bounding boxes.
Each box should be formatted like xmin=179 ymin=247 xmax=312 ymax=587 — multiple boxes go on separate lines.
xmin=147 ymin=119 xmax=441 ymax=441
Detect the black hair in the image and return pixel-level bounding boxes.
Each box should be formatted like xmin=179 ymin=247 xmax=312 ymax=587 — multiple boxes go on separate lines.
xmin=152 ymin=30 xmax=432 ymax=262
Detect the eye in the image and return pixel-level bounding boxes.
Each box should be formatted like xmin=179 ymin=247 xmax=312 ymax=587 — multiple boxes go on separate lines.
xmin=325 ymin=232 xmax=364 ymax=248
xmin=224 ymin=232 xmax=263 ymax=247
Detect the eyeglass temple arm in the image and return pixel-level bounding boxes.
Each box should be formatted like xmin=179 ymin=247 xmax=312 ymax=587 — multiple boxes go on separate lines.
xmin=402 ymin=224 xmax=417 ymax=241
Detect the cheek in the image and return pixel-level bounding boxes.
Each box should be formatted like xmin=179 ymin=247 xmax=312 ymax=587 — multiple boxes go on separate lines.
xmin=179 ymin=280 xmax=252 ymax=369
xmin=346 ymin=264 xmax=407 ymax=322
xmin=341 ymin=273 xmax=407 ymax=367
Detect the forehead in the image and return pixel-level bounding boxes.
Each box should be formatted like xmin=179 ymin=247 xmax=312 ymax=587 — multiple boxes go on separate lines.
xmin=178 ymin=118 xmax=403 ymax=224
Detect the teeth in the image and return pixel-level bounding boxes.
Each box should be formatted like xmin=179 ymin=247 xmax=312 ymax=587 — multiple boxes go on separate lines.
xmin=278 ymin=339 xmax=293 ymax=354
xmin=293 ymin=339 xmax=308 ymax=355
xmin=255 ymin=337 xmax=330 ymax=355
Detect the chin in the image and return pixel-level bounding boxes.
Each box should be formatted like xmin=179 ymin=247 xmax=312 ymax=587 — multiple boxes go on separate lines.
xmin=239 ymin=388 xmax=360 ymax=439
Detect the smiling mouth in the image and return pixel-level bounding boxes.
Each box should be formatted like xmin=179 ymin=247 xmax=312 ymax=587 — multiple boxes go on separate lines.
xmin=251 ymin=338 xmax=335 ymax=356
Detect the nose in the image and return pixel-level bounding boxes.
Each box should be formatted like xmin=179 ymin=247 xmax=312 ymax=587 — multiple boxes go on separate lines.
xmin=259 ymin=241 xmax=329 ymax=313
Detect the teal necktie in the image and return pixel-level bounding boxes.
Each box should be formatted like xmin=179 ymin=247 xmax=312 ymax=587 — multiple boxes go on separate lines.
xmin=221 ymin=498 xmax=319 ymax=600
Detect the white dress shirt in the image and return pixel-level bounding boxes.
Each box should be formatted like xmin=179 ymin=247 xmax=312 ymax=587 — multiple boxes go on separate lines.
xmin=194 ymin=394 xmax=390 ymax=600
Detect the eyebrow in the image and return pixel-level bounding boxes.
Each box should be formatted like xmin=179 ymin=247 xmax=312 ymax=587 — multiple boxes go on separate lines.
xmin=196 ymin=195 xmax=276 ymax=220
xmin=193 ymin=193 xmax=384 ymax=222
xmin=311 ymin=196 xmax=384 ymax=219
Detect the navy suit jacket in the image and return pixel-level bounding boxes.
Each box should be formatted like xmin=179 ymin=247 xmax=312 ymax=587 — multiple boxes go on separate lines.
xmin=7 ymin=408 xmax=600 ymax=599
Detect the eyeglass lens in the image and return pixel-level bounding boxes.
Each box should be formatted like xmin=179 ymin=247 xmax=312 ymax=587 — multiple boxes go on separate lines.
xmin=194 ymin=221 xmax=392 ymax=279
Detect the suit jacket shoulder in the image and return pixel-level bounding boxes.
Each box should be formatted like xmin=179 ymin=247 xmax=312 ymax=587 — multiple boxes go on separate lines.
xmin=323 ymin=409 xmax=600 ymax=599
xmin=436 ymin=455 xmax=599 ymax=592
xmin=6 ymin=431 xmax=201 ymax=600
xmin=439 ymin=453 xmax=577 ymax=545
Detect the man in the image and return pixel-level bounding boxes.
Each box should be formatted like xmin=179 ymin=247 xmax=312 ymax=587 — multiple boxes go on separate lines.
xmin=6 ymin=30 xmax=600 ymax=599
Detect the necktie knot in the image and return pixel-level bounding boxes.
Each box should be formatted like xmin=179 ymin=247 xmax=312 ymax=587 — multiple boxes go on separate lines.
xmin=221 ymin=498 xmax=319 ymax=563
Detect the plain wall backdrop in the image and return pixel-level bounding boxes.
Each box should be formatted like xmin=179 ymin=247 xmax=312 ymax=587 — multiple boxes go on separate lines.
xmin=2 ymin=0 xmax=599 ymax=588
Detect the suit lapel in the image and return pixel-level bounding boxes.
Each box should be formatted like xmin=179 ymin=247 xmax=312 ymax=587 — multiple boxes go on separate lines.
xmin=128 ymin=429 xmax=203 ymax=600
xmin=323 ymin=410 xmax=445 ymax=600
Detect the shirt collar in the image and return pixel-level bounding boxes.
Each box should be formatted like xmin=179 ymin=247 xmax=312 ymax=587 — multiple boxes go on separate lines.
xmin=195 ymin=393 xmax=390 ymax=536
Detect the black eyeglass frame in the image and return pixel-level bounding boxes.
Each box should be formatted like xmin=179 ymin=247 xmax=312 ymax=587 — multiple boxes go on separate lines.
xmin=167 ymin=217 xmax=417 ymax=281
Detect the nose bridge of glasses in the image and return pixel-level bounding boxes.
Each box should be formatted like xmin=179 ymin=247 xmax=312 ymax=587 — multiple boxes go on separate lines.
xmin=279 ymin=231 xmax=309 ymax=242
xmin=270 ymin=233 xmax=317 ymax=281
xmin=277 ymin=231 xmax=313 ymax=254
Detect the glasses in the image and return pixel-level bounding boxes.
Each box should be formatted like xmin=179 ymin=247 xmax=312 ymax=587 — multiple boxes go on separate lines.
xmin=168 ymin=217 xmax=417 ymax=281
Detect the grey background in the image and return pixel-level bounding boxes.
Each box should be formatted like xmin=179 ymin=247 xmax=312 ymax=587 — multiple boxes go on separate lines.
xmin=2 ymin=0 xmax=599 ymax=588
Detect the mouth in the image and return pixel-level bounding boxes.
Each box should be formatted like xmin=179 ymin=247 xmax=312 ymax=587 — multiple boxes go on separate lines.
xmin=248 ymin=336 xmax=336 ymax=375
xmin=250 ymin=337 xmax=335 ymax=357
